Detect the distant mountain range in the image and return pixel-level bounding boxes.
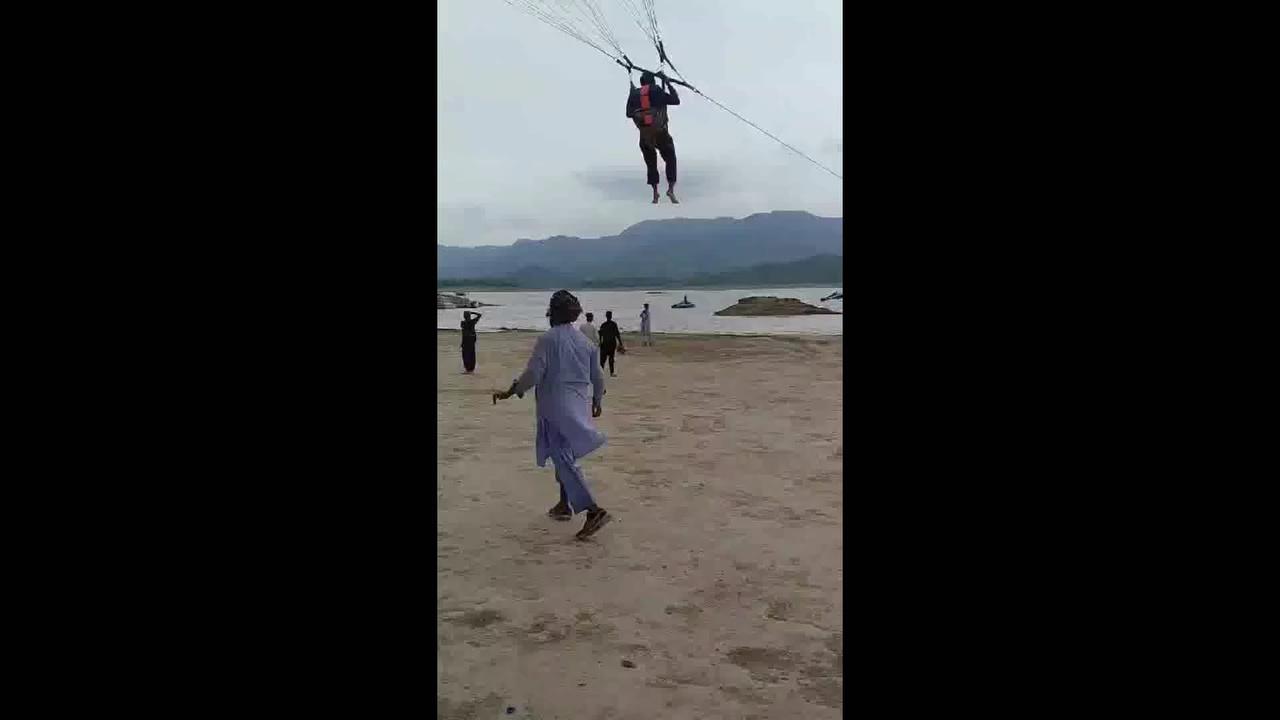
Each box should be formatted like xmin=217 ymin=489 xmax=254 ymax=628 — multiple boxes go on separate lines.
xmin=437 ymin=211 xmax=842 ymax=285
xmin=683 ymin=254 xmax=842 ymax=286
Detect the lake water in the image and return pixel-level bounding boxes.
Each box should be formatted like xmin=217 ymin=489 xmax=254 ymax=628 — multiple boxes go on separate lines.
xmin=437 ymin=287 xmax=843 ymax=336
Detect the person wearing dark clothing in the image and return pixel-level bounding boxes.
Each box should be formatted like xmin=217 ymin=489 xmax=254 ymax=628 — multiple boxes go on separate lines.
xmin=460 ymin=310 xmax=481 ymax=373
xmin=597 ymin=310 xmax=625 ymax=377
xmin=626 ymin=71 xmax=681 ymax=204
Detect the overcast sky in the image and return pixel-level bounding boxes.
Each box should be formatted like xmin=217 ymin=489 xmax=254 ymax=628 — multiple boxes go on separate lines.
xmin=437 ymin=0 xmax=842 ymax=247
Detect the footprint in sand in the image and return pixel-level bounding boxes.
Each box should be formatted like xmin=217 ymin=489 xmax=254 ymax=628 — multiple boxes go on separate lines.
xmin=726 ymin=646 xmax=798 ymax=684
xmin=664 ymin=603 xmax=703 ymax=619
xmin=765 ymin=599 xmax=793 ymax=621
xmin=798 ymin=677 xmax=843 ymax=709
xmin=444 ymin=608 xmax=505 ymax=629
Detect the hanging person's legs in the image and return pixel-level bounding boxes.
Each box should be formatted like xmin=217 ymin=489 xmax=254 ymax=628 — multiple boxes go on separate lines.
xmin=657 ymin=131 xmax=679 ymax=204
xmin=640 ymin=138 xmax=661 ymax=203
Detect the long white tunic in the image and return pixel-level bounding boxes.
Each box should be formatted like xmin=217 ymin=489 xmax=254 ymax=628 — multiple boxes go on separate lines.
xmin=579 ymin=321 xmax=599 ymax=346
xmin=512 ymin=324 xmax=607 ymax=467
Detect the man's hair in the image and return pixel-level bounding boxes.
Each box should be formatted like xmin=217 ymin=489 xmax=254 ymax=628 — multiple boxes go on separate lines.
xmin=585 ymin=312 xmax=594 ymax=321
xmin=644 ymin=303 xmax=649 ymax=308
xmin=605 ymin=310 xmax=613 ymax=319
xmin=548 ymin=289 xmax=582 ymax=326
xmin=640 ymin=71 xmax=654 ymax=86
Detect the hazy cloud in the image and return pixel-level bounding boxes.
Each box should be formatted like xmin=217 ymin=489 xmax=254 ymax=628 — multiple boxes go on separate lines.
xmin=574 ymin=164 xmax=735 ymax=202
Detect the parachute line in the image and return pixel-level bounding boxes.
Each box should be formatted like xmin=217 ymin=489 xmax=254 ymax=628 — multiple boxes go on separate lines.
xmin=620 ymin=0 xmax=660 ymax=51
xmin=503 ymin=0 xmax=843 ymax=182
xmin=687 ymin=89 xmax=843 ymax=181
xmin=505 ymin=0 xmax=625 ymax=62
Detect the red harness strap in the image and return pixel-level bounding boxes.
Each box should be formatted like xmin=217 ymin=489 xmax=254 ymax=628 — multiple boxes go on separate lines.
xmin=640 ymin=84 xmax=653 ymax=126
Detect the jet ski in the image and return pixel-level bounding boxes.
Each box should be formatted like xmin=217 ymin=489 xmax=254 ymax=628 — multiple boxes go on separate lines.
xmin=671 ymin=295 xmax=696 ymax=309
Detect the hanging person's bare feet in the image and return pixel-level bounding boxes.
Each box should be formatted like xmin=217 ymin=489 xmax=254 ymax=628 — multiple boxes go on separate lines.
xmin=651 ymin=187 xmax=660 ymax=204
xmin=666 ymin=188 xmax=679 ymax=204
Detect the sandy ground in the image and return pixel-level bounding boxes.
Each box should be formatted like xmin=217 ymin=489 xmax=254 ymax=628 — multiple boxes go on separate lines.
xmin=438 ymin=330 xmax=843 ymax=720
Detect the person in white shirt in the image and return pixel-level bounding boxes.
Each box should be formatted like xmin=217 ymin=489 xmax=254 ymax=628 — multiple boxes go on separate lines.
xmin=579 ymin=312 xmax=599 ymax=346
xmin=640 ymin=303 xmax=653 ymax=346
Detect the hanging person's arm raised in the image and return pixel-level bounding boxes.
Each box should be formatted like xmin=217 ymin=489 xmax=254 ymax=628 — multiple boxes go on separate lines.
xmin=658 ymin=74 xmax=680 ymax=106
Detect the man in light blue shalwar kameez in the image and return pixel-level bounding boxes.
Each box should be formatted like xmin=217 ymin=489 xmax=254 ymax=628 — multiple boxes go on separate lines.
xmin=494 ymin=290 xmax=613 ymax=539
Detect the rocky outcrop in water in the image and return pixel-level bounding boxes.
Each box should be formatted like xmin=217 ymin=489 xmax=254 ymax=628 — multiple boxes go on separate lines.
xmin=714 ymin=296 xmax=840 ymax=317
xmin=437 ymin=292 xmax=497 ymax=309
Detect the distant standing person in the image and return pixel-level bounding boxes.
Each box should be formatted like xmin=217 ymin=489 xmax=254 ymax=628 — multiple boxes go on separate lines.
xmin=640 ymin=303 xmax=653 ymax=346
xmin=460 ymin=310 xmax=482 ymax=373
xmin=493 ymin=290 xmax=612 ymax=539
xmin=598 ymin=310 xmax=625 ymax=377
xmin=579 ymin=312 xmax=599 ymax=346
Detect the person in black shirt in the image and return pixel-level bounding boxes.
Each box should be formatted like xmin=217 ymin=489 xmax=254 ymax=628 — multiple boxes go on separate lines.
xmin=626 ymin=71 xmax=681 ymax=204
xmin=597 ymin=310 xmax=625 ymax=377
xmin=460 ymin=310 xmax=482 ymax=373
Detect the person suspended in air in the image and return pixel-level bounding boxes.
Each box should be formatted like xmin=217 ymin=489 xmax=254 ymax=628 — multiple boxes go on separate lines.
xmin=626 ymin=71 xmax=680 ymax=204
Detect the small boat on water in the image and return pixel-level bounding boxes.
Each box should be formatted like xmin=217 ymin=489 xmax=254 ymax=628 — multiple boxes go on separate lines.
xmin=671 ymin=295 xmax=696 ymax=309
xmin=821 ymin=291 xmax=844 ymax=301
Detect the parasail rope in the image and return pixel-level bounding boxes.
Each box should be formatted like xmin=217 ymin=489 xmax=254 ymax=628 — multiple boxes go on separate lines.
xmin=506 ymin=0 xmax=842 ymax=181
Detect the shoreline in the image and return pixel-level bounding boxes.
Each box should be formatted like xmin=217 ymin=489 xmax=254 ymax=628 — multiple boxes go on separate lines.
xmin=436 ymin=328 xmax=841 ymax=340
xmin=436 ymin=282 xmax=841 ymax=293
